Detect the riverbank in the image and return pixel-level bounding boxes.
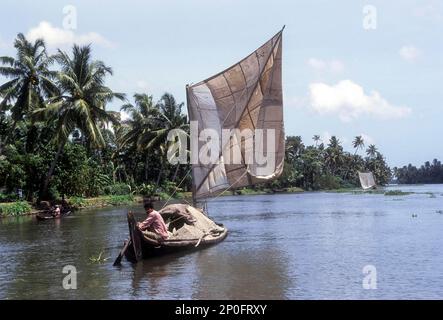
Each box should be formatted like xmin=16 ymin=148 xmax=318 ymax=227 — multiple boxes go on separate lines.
xmin=0 ymin=195 xmax=144 ymax=217
xmin=5 ymin=185 xmax=430 ymax=218
xmin=0 ymin=187 xmax=306 ymax=217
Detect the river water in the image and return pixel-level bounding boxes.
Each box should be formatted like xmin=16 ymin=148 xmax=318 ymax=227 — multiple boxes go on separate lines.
xmin=1 ymin=184 xmax=443 ymax=300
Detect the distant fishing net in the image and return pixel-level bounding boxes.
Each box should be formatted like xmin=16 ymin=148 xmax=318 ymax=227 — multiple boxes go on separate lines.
xmin=358 ymin=172 xmax=376 ymax=190
xmin=158 ymin=204 xmax=224 ymax=240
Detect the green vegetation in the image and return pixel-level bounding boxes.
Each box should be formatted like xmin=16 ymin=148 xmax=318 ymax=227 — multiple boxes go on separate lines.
xmin=273 ymin=135 xmax=391 ymax=191
xmin=0 ymin=33 xmax=391 ymax=215
xmin=0 ymin=201 xmax=32 ymax=216
xmin=394 ymin=159 xmax=443 ymax=184
xmin=0 ymin=34 xmax=190 ymax=206
xmin=68 ymin=195 xmax=139 ymax=210
xmin=384 ymin=190 xmax=413 ymax=196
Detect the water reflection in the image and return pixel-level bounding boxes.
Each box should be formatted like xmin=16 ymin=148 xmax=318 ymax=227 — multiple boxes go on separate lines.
xmin=1 ymin=185 xmax=443 ymax=299
xmin=191 ymin=246 xmax=291 ymax=299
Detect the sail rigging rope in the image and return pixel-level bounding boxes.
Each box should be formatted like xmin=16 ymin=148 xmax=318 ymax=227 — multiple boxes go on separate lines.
xmin=206 ymin=169 xmax=249 ymax=203
xmin=161 ymin=166 xmax=193 ymax=209
xmin=162 ymin=164 xmax=248 ymax=211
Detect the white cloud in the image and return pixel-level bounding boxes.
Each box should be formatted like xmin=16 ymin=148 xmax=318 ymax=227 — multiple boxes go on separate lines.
xmin=307 ymin=58 xmax=344 ymax=73
xmin=26 ymin=21 xmax=114 ymax=49
xmin=399 ymin=45 xmax=421 ymax=62
xmin=307 ymin=80 xmax=411 ymax=122
xmin=360 ymin=133 xmax=375 ymax=145
xmin=120 ymin=110 xmax=131 ymax=121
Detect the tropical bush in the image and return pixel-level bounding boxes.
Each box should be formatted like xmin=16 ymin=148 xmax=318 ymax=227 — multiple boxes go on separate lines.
xmin=103 ymin=183 xmax=131 ymax=195
xmin=135 ymin=183 xmax=156 ymax=196
xmin=105 ymin=195 xmax=134 ymax=206
xmin=0 ymin=201 xmax=32 ymax=216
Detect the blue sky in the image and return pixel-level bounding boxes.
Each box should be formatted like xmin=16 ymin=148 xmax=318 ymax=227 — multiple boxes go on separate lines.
xmin=0 ymin=0 xmax=442 ymax=167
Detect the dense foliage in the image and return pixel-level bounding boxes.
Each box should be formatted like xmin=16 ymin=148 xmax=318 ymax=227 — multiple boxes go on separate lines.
xmin=271 ymin=135 xmax=391 ymax=191
xmin=0 ymin=34 xmax=392 ymax=203
xmin=394 ymin=160 xmax=443 ymax=184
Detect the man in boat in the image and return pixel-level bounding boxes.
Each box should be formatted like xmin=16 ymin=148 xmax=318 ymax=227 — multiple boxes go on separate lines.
xmin=53 ymin=205 xmax=61 ymax=217
xmin=137 ymin=202 xmax=169 ymax=241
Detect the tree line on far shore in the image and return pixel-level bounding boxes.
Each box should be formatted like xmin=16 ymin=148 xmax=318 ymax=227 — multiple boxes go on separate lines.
xmin=0 ymin=33 xmax=394 ymax=203
xmin=393 ymin=160 xmax=443 ymax=184
xmin=275 ymin=135 xmax=391 ymax=191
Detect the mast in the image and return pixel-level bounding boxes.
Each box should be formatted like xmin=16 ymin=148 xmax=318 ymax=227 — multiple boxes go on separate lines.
xmin=185 ymin=84 xmax=197 ymax=207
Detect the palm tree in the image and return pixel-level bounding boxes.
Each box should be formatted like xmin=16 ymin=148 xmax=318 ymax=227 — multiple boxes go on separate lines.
xmin=34 ymin=44 xmax=125 ymax=199
xmin=118 ymin=93 xmax=160 ymax=182
xmin=312 ymin=135 xmax=320 ymax=147
xmin=366 ymin=144 xmax=378 ymax=158
xmin=147 ymin=93 xmax=188 ymax=186
xmin=0 ymin=33 xmax=58 ymax=150
xmin=325 ymin=136 xmax=343 ymax=175
xmin=119 ymin=93 xmax=160 ymax=151
xmin=119 ymin=93 xmax=188 ymax=186
xmin=343 ymin=135 xmax=365 ymax=180
xmin=352 ymin=135 xmax=365 ymax=155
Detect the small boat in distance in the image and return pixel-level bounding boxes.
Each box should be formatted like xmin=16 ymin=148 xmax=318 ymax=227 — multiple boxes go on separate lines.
xmin=118 ymin=27 xmax=285 ymax=264
xmin=36 ymin=210 xmax=71 ymax=221
xmin=358 ymin=171 xmax=377 ymax=190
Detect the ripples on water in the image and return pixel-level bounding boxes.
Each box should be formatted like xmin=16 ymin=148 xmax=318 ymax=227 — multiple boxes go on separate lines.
xmin=1 ymin=184 xmax=443 ymax=299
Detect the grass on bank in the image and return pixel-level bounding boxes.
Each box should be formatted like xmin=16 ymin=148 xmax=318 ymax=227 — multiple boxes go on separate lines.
xmin=384 ymin=190 xmax=413 ymax=196
xmin=0 ymin=201 xmax=32 ymax=217
xmin=68 ymin=194 xmax=139 ymax=209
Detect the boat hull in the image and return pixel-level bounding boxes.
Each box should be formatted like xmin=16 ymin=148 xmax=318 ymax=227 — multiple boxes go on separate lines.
xmin=124 ymin=211 xmax=228 ymax=262
xmin=36 ymin=211 xmax=71 ymax=221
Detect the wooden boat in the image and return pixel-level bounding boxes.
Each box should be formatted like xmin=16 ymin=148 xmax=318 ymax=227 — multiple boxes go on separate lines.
xmin=124 ymin=207 xmax=228 ymax=262
xmin=115 ymin=27 xmax=285 ymax=264
xmin=36 ymin=210 xmax=71 ymax=221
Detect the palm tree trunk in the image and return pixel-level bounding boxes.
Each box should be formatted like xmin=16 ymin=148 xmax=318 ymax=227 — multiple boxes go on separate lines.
xmin=343 ymin=149 xmax=359 ymax=180
xmin=41 ymin=140 xmax=66 ymax=199
xmin=172 ymin=165 xmax=180 ymax=182
xmin=156 ymin=161 xmax=164 ymax=188
xmin=144 ymin=155 xmax=149 ymax=182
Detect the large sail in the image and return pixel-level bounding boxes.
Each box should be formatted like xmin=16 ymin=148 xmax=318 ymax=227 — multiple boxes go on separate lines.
xmin=187 ymin=28 xmax=285 ymax=200
xmin=358 ymin=172 xmax=376 ymax=190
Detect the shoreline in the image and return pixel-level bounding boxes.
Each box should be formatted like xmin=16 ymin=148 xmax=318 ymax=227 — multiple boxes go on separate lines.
xmin=0 ymin=188 xmax=304 ymax=217
xmin=2 ymin=185 xmax=434 ymax=218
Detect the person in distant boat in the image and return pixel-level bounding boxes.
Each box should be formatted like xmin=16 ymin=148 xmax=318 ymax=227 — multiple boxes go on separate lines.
xmin=53 ymin=205 xmax=61 ymax=217
xmin=137 ymin=202 xmax=169 ymax=241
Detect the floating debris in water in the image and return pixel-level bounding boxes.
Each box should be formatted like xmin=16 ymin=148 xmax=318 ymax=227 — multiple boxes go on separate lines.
xmin=412 ymin=214 xmax=418 ymax=218
xmin=89 ymin=250 xmax=110 ymax=263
